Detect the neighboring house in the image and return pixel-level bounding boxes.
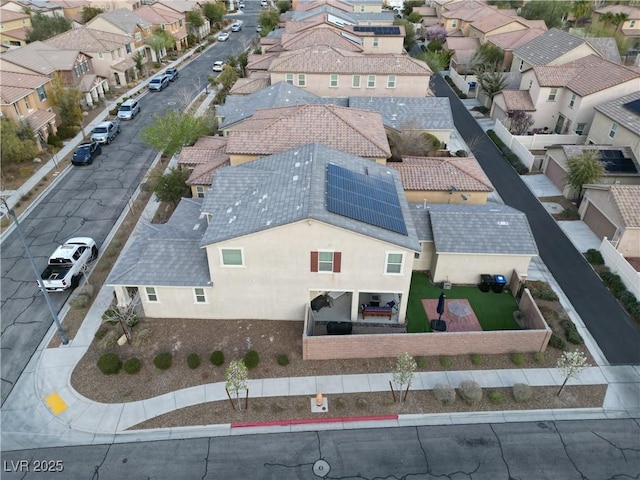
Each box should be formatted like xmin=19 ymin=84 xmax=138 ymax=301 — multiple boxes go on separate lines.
xmin=153 ymin=1 xmax=210 ymax=41
xmin=268 ymin=45 xmax=433 ymax=97
xmin=485 ymin=27 xmax=547 ymax=71
xmin=468 ymin=12 xmax=545 ymax=44
xmin=134 ymin=4 xmax=189 ymax=54
xmin=177 ymin=136 xmax=229 ymax=199
xmin=348 ymin=96 xmax=454 ymax=146
xmin=48 ymin=0 xmax=90 ymax=23
xmin=593 ymin=4 xmax=640 ymax=46
xmin=579 ymin=184 xmax=640 ymax=257
xmin=83 ymin=0 xmax=141 ymax=11
xmin=85 ymin=8 xmax=154 ymax=61
xmin=293 ymin=0 xmax=353 ymax=13
xmin=0 ymin=9 xmax=30 ymax=50
xmin=223 ymin=103 xmax=391 ymax=164
xmin=444 ymin=36 xmax=479 ymax=73
xmin=492 ymin=55 xmax=640 ymax=135
xmin=542 ymin=145 xmax=640 ymax=200
xmin=285 ymin=5 xmax=396 ymax=26
xmin=1 ymin=40 xmax=110 ymax=107
xmin=0 ymin=68 xmax=57 ymax=150
xmin=44 ymin=27 xmax=137 ymax=87
xmin=410 ymin=203 xmax=538 ymax=284
xmin=588 ymin=91 xmax=640 ymax=160
xmin=440 ymin=1 xmax=509 ymax=35
xmin=489 ymin=90 xmax=536 ymax=128
xmin=107 ymin=143 xmax=421 ymax=323
xmin=387 ymin=156 xmax=494 ymax=204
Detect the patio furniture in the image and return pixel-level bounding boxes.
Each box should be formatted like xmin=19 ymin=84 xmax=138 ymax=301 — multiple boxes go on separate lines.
xmin=430 ymin=319 xmax=447 ymax=331
xmin=327 ymin=321 xmax=352 ymax=335
xmin=362 ymin=305 xmax=393 ymax=319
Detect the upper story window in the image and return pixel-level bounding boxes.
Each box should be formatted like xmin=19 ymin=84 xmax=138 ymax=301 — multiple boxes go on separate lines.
xmin=630 ymin=20 xmax=636 ymax=28
xmin=194 ymin=288 xmax=206 ymax=303
xmin=36 ymin=86 xmax=46 ymax=101
xmin=575 ymin=123 xmax=586 ymax=135
xmin=145 ymin=287 xmax=158 ymax=302
xmin=352 ymin=75 xmax=360 ymax=88
xmin=547 ymin=88 xmax=558 ymax=101
xmin=195 ymin=185 xmax=205 ymax=198
xmin=528 ymin=79 xmax=533 ymax=90
xmin=385 ymin=252 xmax=404 ymax=274
xmin=387 ymin=75 xmax=396 ymax=88
xmin=161 ymin=24 xmax=166 ymax=30
xmin=286 ymin=73 xmax=293 ymax=84
xmin=125 ymin=43 xmax=132 ymax=54
xmin=367 ymin=75 xmax=375 ymax=88
xmin=179 ymin=19 xmax=183 ymax=27
xmin=360 ymin=5 xmax=364 ymax=11
xmin=98 ymin=52 xmax=104 ymax=59
xmin=569 ymin=93 xmax=576 ymax=108
xmin=329 ymin=74 xmax=338 ymax=88
xmin=297 ymin=74 xmax=306 ymax=87
xmin=451 ymin=19 xmax=458 ymax=28
xmin=519 ymin=59 xmax=524 ymax=71
xmin=609 ymin=122 xmax=617 ymax=139
xmin=221 ymin=248 xmax=244 ymax=266
xmin=372 ymin=36 xmax=379 ymax=47
xmin=310 ymin=251 xmax=341 ymax=273
xmin=135 ymin=32 xmax=142 ymax=41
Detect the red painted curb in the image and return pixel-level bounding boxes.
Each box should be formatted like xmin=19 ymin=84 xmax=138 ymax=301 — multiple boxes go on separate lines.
xmin=232 ymin=415 xmax=398 ymax=429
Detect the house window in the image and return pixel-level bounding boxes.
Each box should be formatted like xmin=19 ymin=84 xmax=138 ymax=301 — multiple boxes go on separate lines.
xmin=519 ymin=59 xmax=524 ymax=71
xmin=329 ymin=74 xmax=338 ymax=87
xmin=548 ymin=88 xmax=558 ymax=101
xmin=387 ymin=75 xmax=396 ymax=88
xmin=23 ymin=98 xmax=30 ymax=109
xmin=194 ymin=288 xmax=206 ymax=303
xmin=352 ymin=75 xmax=360 ymax=88
xmin=569 ymin=93 xmax=576 ymax=108
xmin=286 ymin=73 xmax=294 ymax=84
xmin=451 ymin=19 xmax=458 ymax=28
xmin=367 ymin=75 xmax=375 ymax=88
xmin=135 ymin=32 xmax=142 ymax=41
xmin=385 ymin=252 xmax=404 ymax=274
xmin=609 ymin=122 xmax=617 ymax=139
xmin=97 ymin=51 xmax=103 ymax=59
xmin=125 ymin=43 xmax=132 ymax=54
xmin=179 ymin=19 xmax=183 ymax=27
xmin=221 ymin=248 xmax=244 ymax=266
xmin=373 ymin=36 xmax=379 ymax=47
xmin=528 ymin=79 xmax=533 ymax=90
xmin=575 ymin=123 xmax=587 ymax=135
xmin=145 ymin=287 xmax=158 ymax=302
xmin=297 ymin=74 xmax=306 ymax=87
xmin=36 ymin=86 xmax=46 ymax=101
xmin=360 ymin=5 xmax=364 ymax=11
xmin=630 ymin=20 xmax=636 ymax=28
xmin=310 ymin=251 xmax=341 ymax=273
xmin=161 ymin=24 xmax=166 ymax=30
xmin=196 ymin=185 xmax=205 ymax=198
xmin=74 ymin=65 xmax=80 ymax=77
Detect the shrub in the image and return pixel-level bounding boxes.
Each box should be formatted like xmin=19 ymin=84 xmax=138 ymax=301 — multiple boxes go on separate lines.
xmin=433 ymin=384 xmax=456 ymax=405
xmin=455 ymin=149 xmax=468 ymax=157
xmin=47 ymin=135 xmax=63 ymax=148
xmin=533 ymin=352 xmax=545 ymax=364
xmin=123 ymin=358 xmax=141 ymax=374
xmin=584 ymin=249 xmax=604 ymax=265
xmin=243 ymin=349 xmax=260 ymax=369
xmin=526 ymin=282 xmax=558 ymax=301
xmin=416 ymin=356 xmax=428 ymax=368
xmin=458 ymin=380 xmax=482 ymax=405
xmin=56 ymin=125 xmax=78 ymax=139
xmin=470 ymin=354 xmax=483 ymax=366
xmin=98 ymin=329 xmax=119 ymax=350
xmin=210 ymin=350 xmax=225 ymax=366
xmin=102 ymin=309 xmax=118 ymax=324
xmin=277 ymin=354 xmax=290 ymax=366
xmin=97 ymin=352 xmax=122 ymax=375
xmin=510 ymin=352 xmax=525 ymax=365
xmin=560 ymin=319 xmax=584 ymax=345
xmin=153 ymin=352 xmax=172 ymax=370
xmin=187 ymin=353 xmax=200 ymax=369
xmin=356 ymin=398 xmax=369 ymax=409
xmin=439 ymin=356 xmax=452 ymax=369
xmin=69 ymin=294 xmax=89 ymax=309
xmin=549 ymin=334 xmax=566 ymax=350
xmin=512 ymin=383 xmax=533 ymax=403
xmin=94 ymin=323 xmax=110 ymax=340
xmin=618 ymin=290 xmax=637 ymax=307
xmin=488 ymin=391 xmax=504 ymax=405
xmin=601 ymin=271 xmax=627 ymax=296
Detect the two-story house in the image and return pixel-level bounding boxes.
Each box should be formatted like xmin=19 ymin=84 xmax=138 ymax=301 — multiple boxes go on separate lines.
xmin=594 ymin=4 xmax=640 ymax=49
xmin=154 ymin=1 xmax=210 ymax=41
xmin=267 ymin=44 xmax=432 ymax=97
xmin=85 ymin=8 xmax=154 ymax=62
xmin=0 ymin=9 xmax=31 ymax=50
xmin=48 ymin=0 xmax=91 ymax=23
xmin=135 ymin=4 xmax=188 ymax=53
xmin=588 ymin=91 xmax=640 ymax=160
xmin=285 ymin=4 xmax=396 ymax=27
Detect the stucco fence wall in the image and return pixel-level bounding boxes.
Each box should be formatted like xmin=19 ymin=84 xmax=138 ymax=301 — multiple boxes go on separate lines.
xmin=600 ymin=237 xmax=640 ymax=300
xmin=302 ymin=288 xmax=551 ymax=360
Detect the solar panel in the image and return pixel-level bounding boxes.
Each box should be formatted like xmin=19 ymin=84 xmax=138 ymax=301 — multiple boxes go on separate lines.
xmin=325 ymin=163 xmax=407 ymax=235
xmin=599 ymin=150 xmax=638 ymax=173
xmin=353 ymin=26 xmax=401 ymax=35
xmin=622 ymin=99 xmax=640 ymax=115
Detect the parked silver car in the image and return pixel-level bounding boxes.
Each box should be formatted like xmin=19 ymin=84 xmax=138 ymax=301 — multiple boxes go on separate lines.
xmin=148 ymin=75 xmax=169 ymax=91
xmin=117 ymin=98 xmax=140 ymax=120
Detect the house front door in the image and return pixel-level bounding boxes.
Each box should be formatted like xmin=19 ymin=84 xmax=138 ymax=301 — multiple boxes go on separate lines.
xmin=554 ymin=114 xmax=565 ymax=134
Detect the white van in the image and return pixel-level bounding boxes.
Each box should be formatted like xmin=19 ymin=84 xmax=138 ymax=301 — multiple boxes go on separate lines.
xmin=117 ymin=99 xmax=140 ymax=120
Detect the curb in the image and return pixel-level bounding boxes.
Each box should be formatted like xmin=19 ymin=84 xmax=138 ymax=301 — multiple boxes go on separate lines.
xmin=231 ymin=415 xmax=398 ymax=429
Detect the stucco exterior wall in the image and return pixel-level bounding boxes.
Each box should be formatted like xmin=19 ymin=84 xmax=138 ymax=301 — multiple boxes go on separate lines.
xmin=203 ymin=220 xmax=417 ymax=321
xmin=550 ymin=44 xmax=599 ymax=65
xmin=617 ymin=228 xmax=640 ymax=257
xmin=432 ymin=253 xmax=532 ymax=284
xmin=87 ymin=17 xmax=130 ymax=35
xmin=139 ymin=285 xmax=215 ymax=318
xmin=360 ymin=36 xmax=404 ymax=54
xmin=0 ymin=89 xmax=53 ymax=123
xmin=588 ymin=111 xmax=640 ymax=160
xmin=403 ymin=190 xmax=488 ymax=205
xmin=411 ymin=241 xmax=434 ymax=271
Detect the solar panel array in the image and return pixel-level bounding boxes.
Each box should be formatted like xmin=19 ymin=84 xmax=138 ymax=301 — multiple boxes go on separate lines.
xmin=622 ymin=98 xmax=640 ymax=115
xmin=353 ymin=26 xmax=401 ymax=35
xmin=325 ymin=163 xmax=407 ymax=235
xmin=599 ymin=149 xmax=638 ymax=173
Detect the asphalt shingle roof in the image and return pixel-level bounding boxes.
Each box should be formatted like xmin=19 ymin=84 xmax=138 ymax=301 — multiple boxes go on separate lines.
xmin=89 ymin=8 xmax=151 ymax=33
xmin=0 ymin=70 xmax=50 ymax=104
xmin=349 ymin=97 xmax=453 ymax=131
xmin=515 ymin=28 xmax=594 ymax=66
xmin=0 ymin=41 xmax=79 ymax=75
xmin=408 ymin=203 xmax=538 ymax=255
xmin=106 ymin=198 xmax=211 ymax=287
xmin=610 ymin=185 xmax=640 ymax=228
xmin=594 ymin=90 xmax=640 ymax=136
xmin=200 ymin=143 xmax=420 ymax=251
xmin=45 ymin=27 xmax=131 ymax=52
xmin=228 ymin=75 xmax=270 ymax=95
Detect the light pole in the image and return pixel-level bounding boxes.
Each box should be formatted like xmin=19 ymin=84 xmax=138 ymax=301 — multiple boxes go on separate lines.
xmin=1 ymin=199 xmax=69 ymax=345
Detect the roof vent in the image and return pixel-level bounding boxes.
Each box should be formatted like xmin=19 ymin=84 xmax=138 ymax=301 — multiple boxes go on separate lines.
xmin=497 ymin=221 xmax=509 ymax=226
xmin=227 ymin=207 xmax=233 ymax=214
xmin=229 ymin=216 xmax=236 ymax=224
xmin=293 ymin=175 xmax=299 ymax=181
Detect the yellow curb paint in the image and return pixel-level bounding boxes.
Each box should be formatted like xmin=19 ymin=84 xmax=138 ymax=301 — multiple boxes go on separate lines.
xmin=45 ymin=393 xmax=67 ymax=415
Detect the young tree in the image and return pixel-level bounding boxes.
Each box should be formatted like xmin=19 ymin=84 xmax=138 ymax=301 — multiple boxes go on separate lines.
xmin=472 ymin=43 xmax=504 ymax=73
xmin=425 ymin=25 xmax=446 ymax=44
xmin=147 ymin=167 xmax=190 ymax=205
xmin=26 ymin=13 xmax=72 ymax=42
xmin=402 ymin=0 xmax=423 ymax=16
xmin=612 ymin=12 xmax=629 ymax=34
xmin=145 ymin=29 xmax=176 ymax=60
xmin=48 ymin=73 xmax=83 ymax=129
xmin=258 ymin=8 xmax=280 ymax=34
xmin=211 ymin=64 xmax=239 ymax=91
xmin=419 ymin=49 xmax=452 ymax=72
xmin=508 ymin=110 xmax=535 ymax=135
xmin=81 ymin=5 xmax=103 ymax=23
xmin=394 ymin=19 xmax=416 ymax=51
xmin=407 ymin=11 xmax=421 ymax=23
xmin=187 ymin=9 xmax=205 ymax=39
xmin=1 ymin=118 xmax=39 ymax=168
xmin=556 ymin=350 xmax=590 ymax=396
xmin=393 ymin=353 xmax=417 ymax=402
xmin=225 ymin=359 xmax=249 ymax=410
xmin=476 ymin=71 xmax=507 ymax=100
xmin=141 ymin=111 xmax=213 ymax=157
xmin=202 ymin=1 xmax=226 ymax=24
xmin=133 ymin=51 xmax=144 ymax=77
xmin=566 ymin=150 xmax=605 ymax=199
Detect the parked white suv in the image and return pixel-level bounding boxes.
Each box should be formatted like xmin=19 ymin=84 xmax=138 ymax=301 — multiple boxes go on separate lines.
xmin=117 ymin=99 xmax=140 ymax=120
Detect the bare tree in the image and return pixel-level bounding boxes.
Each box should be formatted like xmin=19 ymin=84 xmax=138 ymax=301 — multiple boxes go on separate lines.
xmin=225 ymin=359 xmax=249 ymax=410
xmin=102 ymin=299 xmax=140 ymax=343
xmin=509 ymin=110 xmax=535 ymax=135
xmin=556 ymin=350 xmax=590 ymax=396
xmin=387 ymin=119 xmax=441 ymax=160
xmin=392 ymin=353 xmax=417 ymax=402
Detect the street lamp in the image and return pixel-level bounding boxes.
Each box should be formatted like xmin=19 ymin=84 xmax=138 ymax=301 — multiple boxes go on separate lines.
xmin=1 ymin=199 xmax=69 ymax=345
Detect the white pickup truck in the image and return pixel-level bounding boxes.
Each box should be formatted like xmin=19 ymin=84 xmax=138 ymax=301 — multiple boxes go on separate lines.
xmin=40 ymin=237 xmax=98 ymax=291
xmin=91 ymin=120 xmax=120 ymax=144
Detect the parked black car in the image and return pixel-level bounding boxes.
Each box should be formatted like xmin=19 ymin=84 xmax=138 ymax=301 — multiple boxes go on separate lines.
xmin=72 ymin=142 xmax=102 ymax=166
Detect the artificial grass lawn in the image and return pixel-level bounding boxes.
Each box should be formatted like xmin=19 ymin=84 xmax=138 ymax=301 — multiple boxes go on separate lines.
xmin=407 ymin=272 xmax=520 ymax=333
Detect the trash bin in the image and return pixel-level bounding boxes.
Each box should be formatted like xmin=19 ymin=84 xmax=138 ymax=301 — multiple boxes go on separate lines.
xmin=493 ymin=275 xmax=507 ymax=293
xmin=479 ymin=274 xmax=494 ymax=292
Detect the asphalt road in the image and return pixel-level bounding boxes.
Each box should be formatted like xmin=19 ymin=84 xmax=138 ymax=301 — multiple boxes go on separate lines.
xmin=0 ymin=20 xmax=258 ymax=406
xmin=432 ymin=75 xmax=640 ymax=365
xmin=1 ymin=419 xmax=638 ymax=479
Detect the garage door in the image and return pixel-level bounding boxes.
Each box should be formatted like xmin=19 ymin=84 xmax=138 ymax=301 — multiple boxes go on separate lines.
xmin=544 ymin=158 xmax=566 ymax=192
xmin=583 ymin=202 xmax=617 ymax=240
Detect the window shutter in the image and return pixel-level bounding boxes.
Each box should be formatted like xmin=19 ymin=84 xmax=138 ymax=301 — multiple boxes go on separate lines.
xmin=310 ymin=251 xmax=318 ymax=272
xmin=333 ymin=252 xmax=341 ymax=272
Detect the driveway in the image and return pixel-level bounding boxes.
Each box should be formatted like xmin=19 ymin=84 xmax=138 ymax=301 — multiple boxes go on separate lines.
xmin=432 ymin=74 xmax=640 ymax=365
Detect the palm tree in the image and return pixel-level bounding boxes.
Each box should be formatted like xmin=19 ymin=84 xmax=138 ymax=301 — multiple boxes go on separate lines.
xmin=570 ymin=0 xmax=592 ymax=25
xmin=612 ymin=12 xmax=629 ymax=33
xmin=566 ymin=150 xmax=604 ymax=201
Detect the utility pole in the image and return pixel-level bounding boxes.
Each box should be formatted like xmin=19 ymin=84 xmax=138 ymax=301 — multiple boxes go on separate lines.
xmin=1 ymin=199 xmax=69 ymax=345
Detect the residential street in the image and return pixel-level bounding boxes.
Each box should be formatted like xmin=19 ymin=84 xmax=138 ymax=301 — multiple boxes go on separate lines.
xmin=432 ymin=74 xmax=640 ymax=365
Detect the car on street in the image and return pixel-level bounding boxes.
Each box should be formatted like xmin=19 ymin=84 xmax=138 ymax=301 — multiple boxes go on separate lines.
xmin=260 ymin=0 xmax=268 ymax=6
xmin=72 ymin=142 xmax=102 ymax=166
xmin=256 ymin=24 xmax=262 ymax=32
xmin=217 ymin=32 xmax=230 ymax=41
xmin=117 ymin=98 xmax=140 ymax=120
xmin=164 ymin=68 xmax=179 ymax=81
xmin=90 ymin=120 xmax=120 ymax=144
xmin=148 ymin=75 xmax=169 ymax=91
xmin=231 ymin=22 xmax=242 ymax=32
xmin=212 ymin=60 xmax=225 ymax=72
xmin=238 ymin=1 xmax=245 ymax=8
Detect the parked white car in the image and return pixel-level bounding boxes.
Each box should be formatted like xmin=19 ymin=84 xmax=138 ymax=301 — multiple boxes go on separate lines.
xmin=217 ymin=32 xmax=230 ymax=41
xmin=212 ymin=61 xmax=225 ymax=72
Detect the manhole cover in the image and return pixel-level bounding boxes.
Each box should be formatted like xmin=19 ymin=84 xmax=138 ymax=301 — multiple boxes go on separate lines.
xmin=313 ymin=459 xmax=330 ymax=477
xmin=167 ymin=101 xmax=177 ymax=105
